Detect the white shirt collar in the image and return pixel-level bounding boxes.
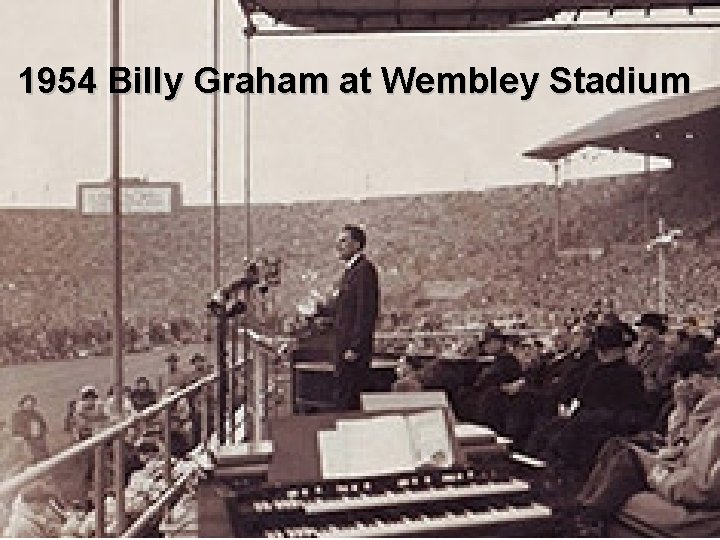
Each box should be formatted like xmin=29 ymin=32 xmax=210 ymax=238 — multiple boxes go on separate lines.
xmin=345 ymin=252 xmax=362 ymax=269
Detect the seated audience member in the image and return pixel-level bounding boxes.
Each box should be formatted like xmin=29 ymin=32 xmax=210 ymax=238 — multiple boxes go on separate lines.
xmin=629 ymin=312 xmax=672 ymax=395
xmin=501 ymin=339 xmax=552 ymax=446
xmin=544 ymin=324 xmax=598 ymax=410
xmin=392 ymin=357 xmax=423 ymax=393
xmin=129 ymin=377 xmax=157 ymax=411
xmin=526 ymin=323 xmax=648 ymax=470
xmin=661 ymin=351 xmax=711 ymax=397
xmin=683 ymin=316 xmax=714 ymax=356
xmin=455 ymin=328 xmax=521 ymax=431
xmin=11 ymin=394 xmax=49 ymax=463
xmin=601 ymin=311 xmax=638 ymax=345
xmin=577 ymin=371 xmax=720 ymax=527
xmin=420 ymin=353 xmax=482 ymax=419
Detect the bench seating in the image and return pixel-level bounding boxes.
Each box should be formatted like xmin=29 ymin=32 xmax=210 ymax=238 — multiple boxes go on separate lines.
xmin=611 ymin=492 xmax=720 ymax=537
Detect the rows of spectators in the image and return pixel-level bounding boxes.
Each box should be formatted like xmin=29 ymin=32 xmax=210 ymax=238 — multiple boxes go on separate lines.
xmin=391 ymin=307 xmax=720 ymax=535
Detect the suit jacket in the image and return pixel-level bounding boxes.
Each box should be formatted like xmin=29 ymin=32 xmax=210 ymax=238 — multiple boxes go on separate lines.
xmin=333 ymin=254 xmax=380 ymax=360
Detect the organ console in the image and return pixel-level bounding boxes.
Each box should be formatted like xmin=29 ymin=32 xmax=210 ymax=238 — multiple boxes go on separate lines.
xmin=224 ymin=466 xmax=552 ymax=537
xmin=199 ymin=406 xmax=556 ymax=537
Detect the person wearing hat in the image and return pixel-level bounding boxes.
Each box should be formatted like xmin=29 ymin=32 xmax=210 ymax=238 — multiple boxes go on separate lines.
xmin=629 ymin=312 xmax=672 ymax=394
xmin=72 ymin=385 xmax=109 ymax=441
xmin=130 ymin=377 xmax=157 ymax=412
xmin=455 ymin=328 xmax=522 ymax=430
xmin=526 ymin=323 xmax=647 ymax=469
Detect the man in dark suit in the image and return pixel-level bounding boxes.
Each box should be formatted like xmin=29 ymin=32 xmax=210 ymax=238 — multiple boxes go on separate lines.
xmin=333 ymin=224 xmax=380 ymax=410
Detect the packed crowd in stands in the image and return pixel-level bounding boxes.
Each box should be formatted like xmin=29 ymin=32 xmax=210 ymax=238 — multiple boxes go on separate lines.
xmin=0 ymin=316 xmax=209 ymax=365
xmin=2 ymin=167 xmax=720 ymax=366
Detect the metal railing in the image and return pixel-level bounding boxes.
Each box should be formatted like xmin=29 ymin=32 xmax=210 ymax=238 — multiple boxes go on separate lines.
xmin=0 ymin=372 xmax=218 ymax=537
xmin=0 ymin=326 xmax=293 ymax=537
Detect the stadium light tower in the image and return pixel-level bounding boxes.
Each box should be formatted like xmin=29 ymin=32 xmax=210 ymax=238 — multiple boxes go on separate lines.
xmin=646 ymin=217 xmax=682 ymax=313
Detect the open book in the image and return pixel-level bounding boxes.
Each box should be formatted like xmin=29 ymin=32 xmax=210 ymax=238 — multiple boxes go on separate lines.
xmin=318 ymin=409 xmax=454 ymax=480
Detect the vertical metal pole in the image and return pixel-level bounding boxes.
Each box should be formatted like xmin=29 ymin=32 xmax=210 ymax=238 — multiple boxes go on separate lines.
xmin=110 ymin=0 xmax=123 ymax=418
xmin=243 ymin=12 xmax=256 ymax=444
xmin=215 ymin=312 xmax=228 ymax=445
xmin=211 ymin=0 xmax=221 ymax=290
xmin=94 ymin=446 xmax=106 ymax=537
xmin=658 ymin=217 xmax=666 ymax=313
xmin=113 ymin=438 xmax=125 ymax=533
xmin=163 ymin=408 xmax=173 ymax=485
xmin=110 ymin=0 xmax=125 ymax=532
xmin=643 ymin=154 xmax=650 ymax=239
xmin=229 ymin=314 xmax=238 ymax=442
xmin=200 ymin=386 xmax=209 ymax=444
xmin=244 ymin=19 xmax=253 ymax=260
xmin=553 ymin=161 xmax=561 ymax=254
xmin=252 ymin=341 xmax=264 ymax=442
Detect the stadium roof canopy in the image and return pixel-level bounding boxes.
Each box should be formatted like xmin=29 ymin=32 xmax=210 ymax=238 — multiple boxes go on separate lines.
xmin=524 ymin=85 xmax=720 ymax=161
xmin=243 ymin=0 xmax=720 ymax=31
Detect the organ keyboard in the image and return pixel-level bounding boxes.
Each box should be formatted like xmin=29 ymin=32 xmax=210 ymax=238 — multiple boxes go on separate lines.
xmin=287 ymin=503 xmax=552 ymax=537
xmin=213 ymin=466 xmax=553 ymax=537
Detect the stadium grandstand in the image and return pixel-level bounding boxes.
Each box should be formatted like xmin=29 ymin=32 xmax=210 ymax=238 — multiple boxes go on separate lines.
xmin=2 ymin=154 xmax=720 ymax=366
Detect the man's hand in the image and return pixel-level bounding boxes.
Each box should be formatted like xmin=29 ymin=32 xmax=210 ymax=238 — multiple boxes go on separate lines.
xmin=648 ymin=464 xmax=671 ymax=488
xmin=501 ymin=378 xmax=526 ymax=395
xmin=672 ymin=378 xmax=694 ymax=406
xmin=657 ymin=446 xmax=683 ymax=461
xmin=558 ymin=398 xmax=580 ymax=418
xmin=343 ymin=349 xmax=358 ymax=362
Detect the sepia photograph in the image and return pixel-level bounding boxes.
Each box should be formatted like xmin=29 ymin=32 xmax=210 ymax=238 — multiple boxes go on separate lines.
xmin=1 ymin=0 xmax=720 ymax=537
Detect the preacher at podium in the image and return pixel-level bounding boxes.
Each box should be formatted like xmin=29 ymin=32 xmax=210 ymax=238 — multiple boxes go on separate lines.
xmin=333 ymin=224 xmax=380 ymax=410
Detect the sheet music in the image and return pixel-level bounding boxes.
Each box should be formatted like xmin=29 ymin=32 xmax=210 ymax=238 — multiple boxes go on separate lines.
xmin=318 ymin=410 xmax=454 ymax=480
xmin=317 ymin=429 xmax=349 ymax=479
xmin=406 ymin=409 xmax=454 ymax=468
xmin=454 ymin=423 xmax=496 ymax=442
xmin=336 ymin=416 xmax=416 ymax=478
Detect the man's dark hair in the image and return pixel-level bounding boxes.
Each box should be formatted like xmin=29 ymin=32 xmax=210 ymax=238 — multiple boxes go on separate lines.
xmin=18 ymin=394 xmax=37 ymax=407
xmin=343 ymin=224 xmax=367 ymax=249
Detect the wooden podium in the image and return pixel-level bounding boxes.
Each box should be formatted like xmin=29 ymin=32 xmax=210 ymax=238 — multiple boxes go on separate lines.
xmin=291 ymin=319 xmax=396 ymax=413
